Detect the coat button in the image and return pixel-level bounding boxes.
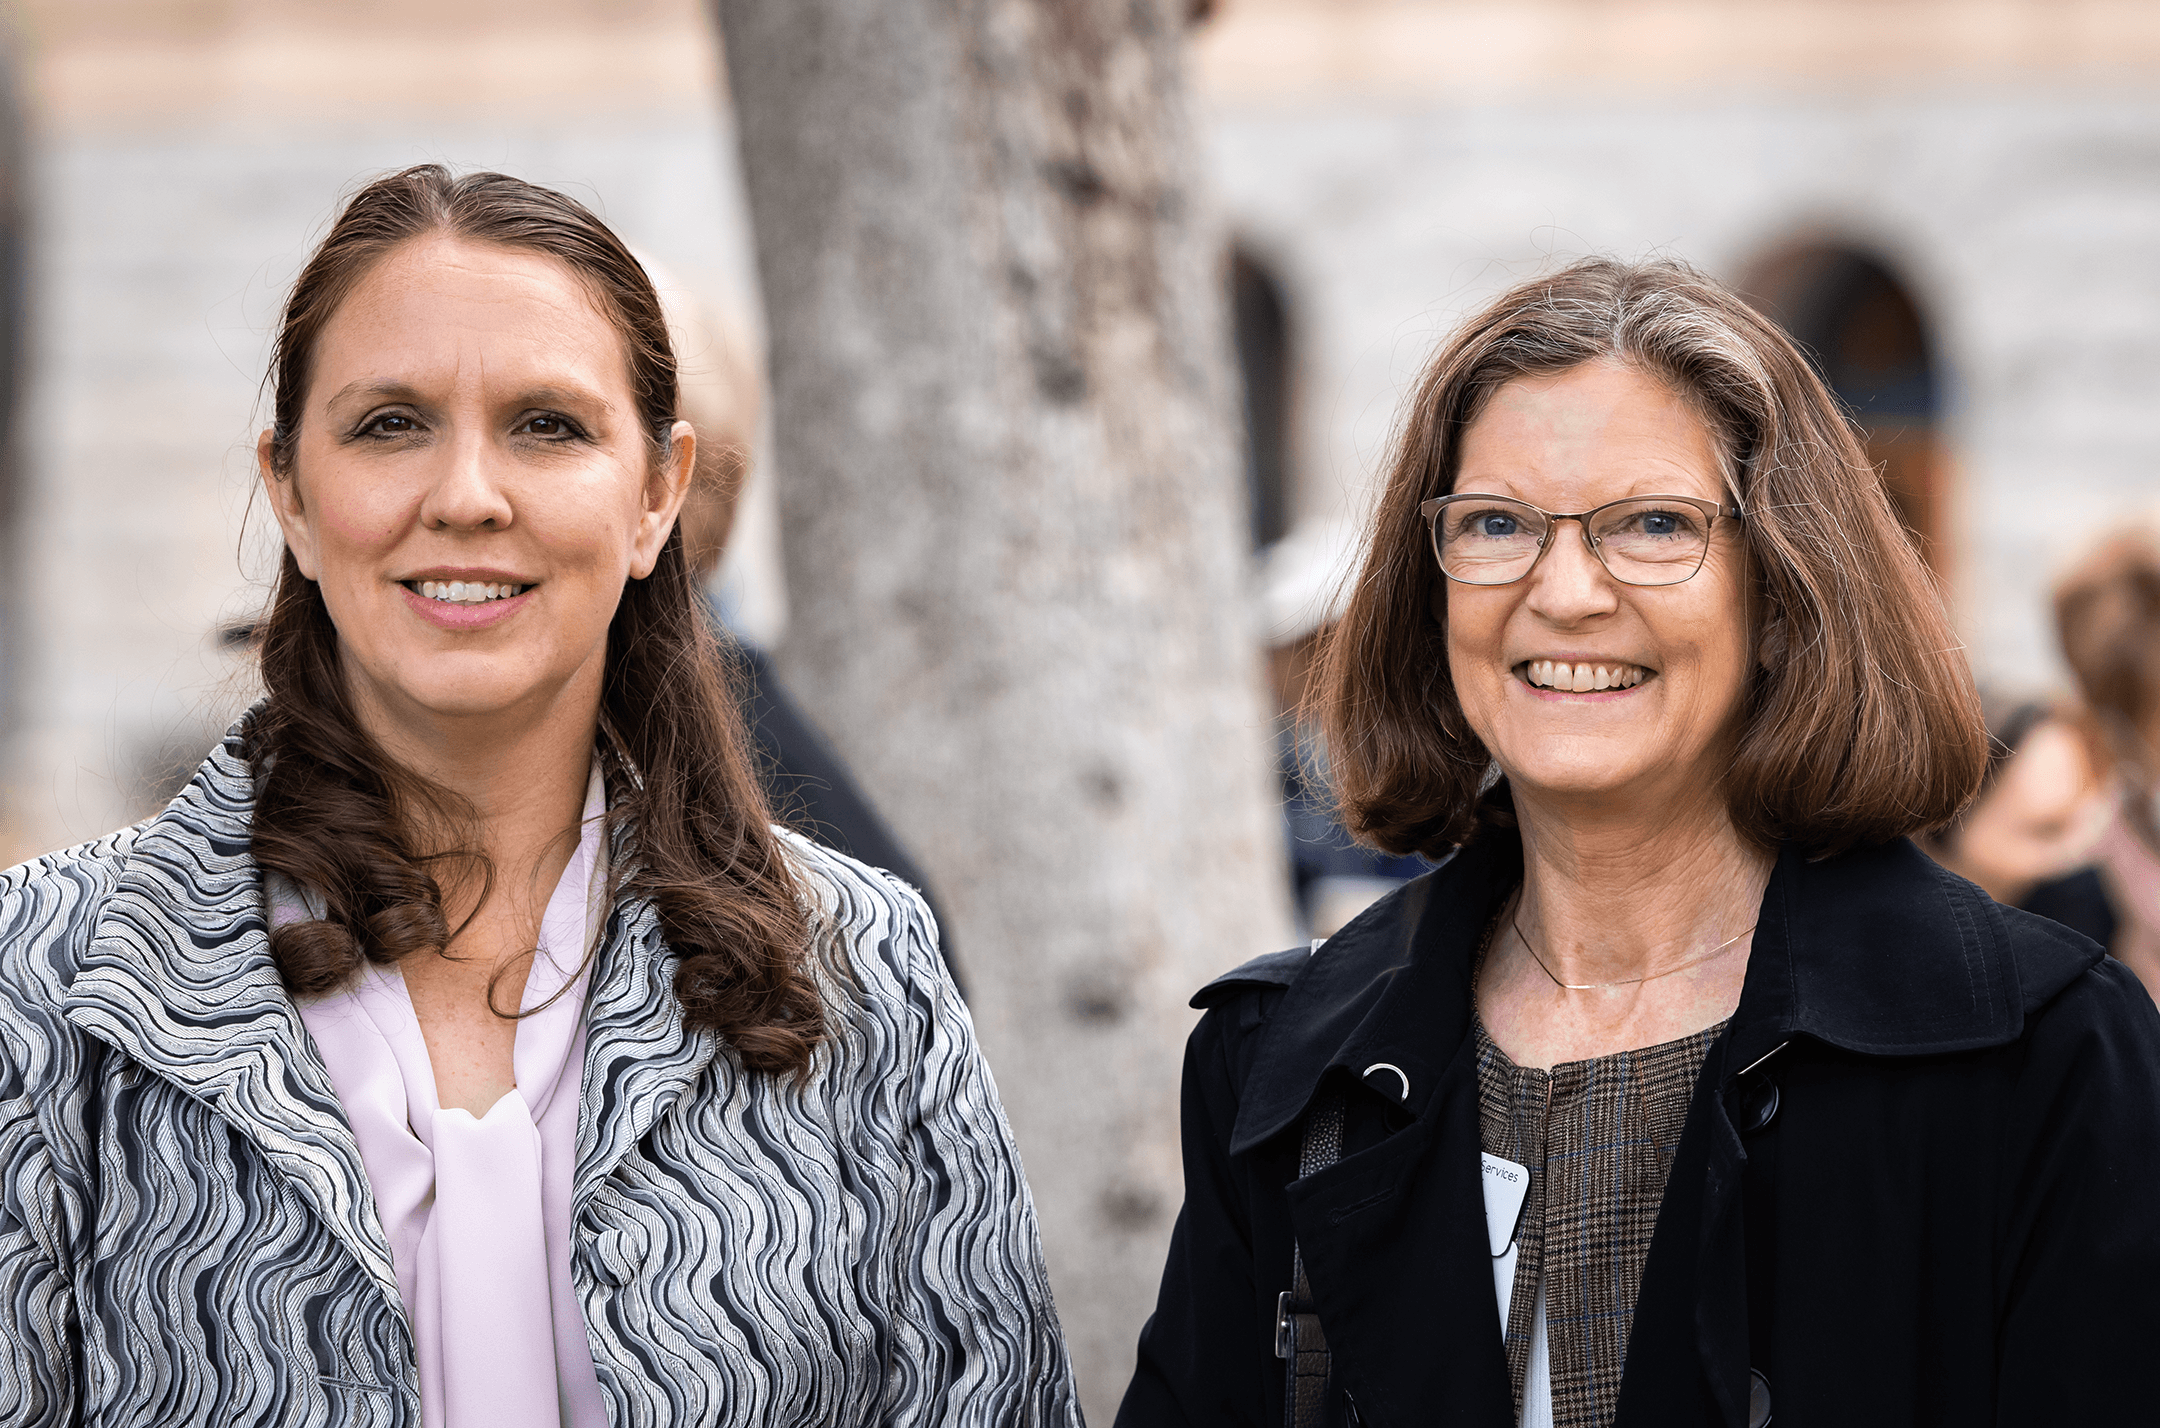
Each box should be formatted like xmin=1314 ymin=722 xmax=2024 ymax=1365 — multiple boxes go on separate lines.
xmin=1749 ymin=1368 xmax=1772 ymax=1427
xmin=1736 ymin=1074 xmax=1779 ymax=1134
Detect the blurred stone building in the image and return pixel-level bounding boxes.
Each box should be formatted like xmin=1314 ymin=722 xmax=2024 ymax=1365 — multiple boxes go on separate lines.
xmin=1205 ymin=0 xmax=2160 ymax=708
xmin=8 ymin=0 xmax=2156 ymax=851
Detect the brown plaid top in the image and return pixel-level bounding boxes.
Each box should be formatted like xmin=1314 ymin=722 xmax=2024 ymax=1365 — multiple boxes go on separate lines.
xmin=1474 ymin=1016 xmax=1724 ymax=1428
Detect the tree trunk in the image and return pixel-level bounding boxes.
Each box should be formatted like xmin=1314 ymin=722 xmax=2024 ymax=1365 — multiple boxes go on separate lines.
xmin=717 ymin=0 xmax=1297 ymax=1411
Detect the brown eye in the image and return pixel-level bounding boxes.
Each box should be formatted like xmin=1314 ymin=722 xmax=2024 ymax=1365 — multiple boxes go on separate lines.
xmin=521 ymin=413 xmax=578 ymax=438
xmin=362 ymin=413 xmax=417 ymax=437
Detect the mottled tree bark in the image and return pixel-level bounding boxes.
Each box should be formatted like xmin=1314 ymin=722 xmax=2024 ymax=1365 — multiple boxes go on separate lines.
xmin=718 ymin=0 xmax=1296 ymax=1410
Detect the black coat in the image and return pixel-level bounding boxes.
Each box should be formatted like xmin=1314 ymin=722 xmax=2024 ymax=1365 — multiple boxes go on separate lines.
xmin=1117 ymin=832 xmax=2160 ymax=1427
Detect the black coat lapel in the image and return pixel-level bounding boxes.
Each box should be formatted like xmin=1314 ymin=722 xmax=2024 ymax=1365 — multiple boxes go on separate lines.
xmin=1286 ymin=1035 xmax=1516 ymax=1425
xmin=1245 ymin=834 xmax=1522 ymax=1425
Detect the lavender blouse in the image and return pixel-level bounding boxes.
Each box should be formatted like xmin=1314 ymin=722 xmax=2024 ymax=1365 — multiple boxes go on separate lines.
xmin=284 ymin=765 xmax=608 ymax=1428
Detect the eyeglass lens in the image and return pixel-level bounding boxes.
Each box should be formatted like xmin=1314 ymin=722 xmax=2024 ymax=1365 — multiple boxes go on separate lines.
xmin=1432 ymin=497 xmax=1713 ymax=586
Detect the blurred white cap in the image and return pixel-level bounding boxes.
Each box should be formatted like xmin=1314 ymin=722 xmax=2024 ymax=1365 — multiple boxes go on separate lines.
xmin=1261 ymin=519 xmax=1363 ymax=646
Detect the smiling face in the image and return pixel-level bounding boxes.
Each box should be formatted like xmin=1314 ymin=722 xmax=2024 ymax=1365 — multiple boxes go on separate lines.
xmin=1444 ymin=360 xmax=1754 ymax=815
xmin=261 ymin=234 xmax=691 ymax=739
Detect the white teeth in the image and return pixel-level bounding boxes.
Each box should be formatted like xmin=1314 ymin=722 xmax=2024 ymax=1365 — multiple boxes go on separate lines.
xmin=411 ymin=580 xmax=525 ymax=605
xmin=1522 ymin=659 xmax=1648 ymax=691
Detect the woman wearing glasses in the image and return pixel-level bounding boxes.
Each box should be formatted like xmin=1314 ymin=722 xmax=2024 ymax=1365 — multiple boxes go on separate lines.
xmin=1118 ymin=259 xmax=2160 ymax=1427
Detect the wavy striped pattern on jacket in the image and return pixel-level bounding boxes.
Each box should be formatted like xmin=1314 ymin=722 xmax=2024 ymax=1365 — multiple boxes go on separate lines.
xmin=0 ymin=724 xmax=1080 ymax=1426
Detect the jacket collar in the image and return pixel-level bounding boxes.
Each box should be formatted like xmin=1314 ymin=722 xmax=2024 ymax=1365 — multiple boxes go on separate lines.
xmin=571 ymin=853 xmax=723 ymax=1213
xmin=1226 ymin=833 xmax=1510 ymax=1155
xmin=62 ymin=720 xmax=404 ymax=1311
xmin=59 ymin=714 xmax=722 ymax=1271
xmin=1230 ymin=827 xmax=2053 ymax=1157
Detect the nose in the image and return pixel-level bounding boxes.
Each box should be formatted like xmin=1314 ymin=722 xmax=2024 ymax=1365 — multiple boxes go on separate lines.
xmin=1521 ymin=516 xmax=1619 ymax=623
xmin=417 ymin=426 xmax=513 ymax=533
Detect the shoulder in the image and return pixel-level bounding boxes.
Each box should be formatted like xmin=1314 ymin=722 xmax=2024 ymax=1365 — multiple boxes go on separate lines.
xmin=0 ymin=828 xmax=142 ymax=1027
xmin=1187 ymin=851 xmax=1473 ymax=1027
xmin=1996 ymin=899 xmax=2110 ymax=1012
xmin=0 ymin=828 xmax=143 ymax=1167
xmin=1192 ymin=944 xmax=1315 ymax=1011
xmin=1776 ymin=838 xmax=2109 ymax=1055
xmin=1189 ymin=943 xmax=1313 ymax=1048
xmin=1190 ymin=857 xmax=1465 ymax=1015
xmin=772 ymin=825 xmax=956 ymax=1043
xmin=2000 ymin=900 xmax=2160 ymax=1068
xmin=1179 ymin=946 xmax=1322 ymax=1108
xmin=1965 ymin=874 xmax=2140 ymax=1053
xmin=1977 ymin=917 xmax=2160 ymax=1244
xmin=1177 ymin=856 xmax=1479 ymax=1125
xmin=775 ymin=825 xmax=941 ymax=974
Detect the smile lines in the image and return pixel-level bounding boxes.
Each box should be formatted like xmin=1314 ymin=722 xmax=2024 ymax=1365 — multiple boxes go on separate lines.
xmin=1520 ymin=659 xmax=1649 ymax=692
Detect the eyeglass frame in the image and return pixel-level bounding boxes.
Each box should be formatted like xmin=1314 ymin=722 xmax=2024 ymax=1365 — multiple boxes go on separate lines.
xmin=1417 ymin=492 xmax=1746 ymax=588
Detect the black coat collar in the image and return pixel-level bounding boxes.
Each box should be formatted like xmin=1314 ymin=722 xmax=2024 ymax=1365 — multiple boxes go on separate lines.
xmin=1212 ymin=830 xmax=2084 ymax=1158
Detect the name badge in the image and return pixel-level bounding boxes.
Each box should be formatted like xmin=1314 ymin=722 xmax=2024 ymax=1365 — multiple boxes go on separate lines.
xmin=1481 ymin=1153 xmax=1530 ymax=1334
xmin=1480 ymin=1153 xmax=1529 ymax=1255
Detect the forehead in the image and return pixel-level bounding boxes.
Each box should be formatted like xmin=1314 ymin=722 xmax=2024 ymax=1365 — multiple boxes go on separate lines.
xmin=1453 ymin=360 xmax=1726 ymax=504
xmin=310 ymin=234 xmax=627 ymax=395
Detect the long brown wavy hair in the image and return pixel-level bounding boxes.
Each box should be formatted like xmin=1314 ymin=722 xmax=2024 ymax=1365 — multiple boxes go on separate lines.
xmin=1319 ymin=257 xmax=1987 ymax=858
xmin=247 ymin=165 xmax=822 ymax=1076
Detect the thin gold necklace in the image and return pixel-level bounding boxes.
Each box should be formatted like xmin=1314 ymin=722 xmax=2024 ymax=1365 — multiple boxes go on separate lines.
xmin=1510 ymin=911 xmax=1756 ymax=991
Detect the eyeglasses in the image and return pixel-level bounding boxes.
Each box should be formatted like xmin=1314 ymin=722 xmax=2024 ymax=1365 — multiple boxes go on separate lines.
xmin=1418 ymin=493 xmax=1744 ymax=588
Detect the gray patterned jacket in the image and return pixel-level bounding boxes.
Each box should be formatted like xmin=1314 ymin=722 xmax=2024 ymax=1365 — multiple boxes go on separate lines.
xmin=0 ymin=729 xmax=1080 ymax=1426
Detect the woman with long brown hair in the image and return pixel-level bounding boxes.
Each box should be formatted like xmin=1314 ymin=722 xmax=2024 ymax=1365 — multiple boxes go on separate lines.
xmin=0 ymin=166 xmax=1077 ymax=1428
xmin=1118 ymin=259 xmax=2160 ymax=1427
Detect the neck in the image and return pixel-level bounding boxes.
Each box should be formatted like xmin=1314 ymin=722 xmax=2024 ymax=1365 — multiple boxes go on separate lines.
xmin=1509 ymin=779 xmax=1773 ymax=988
xmin=346 ymin=667 xmax=601 ymax=912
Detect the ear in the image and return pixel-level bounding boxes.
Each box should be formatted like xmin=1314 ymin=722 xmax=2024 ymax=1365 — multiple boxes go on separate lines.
xmin=258 ymin=429 xmax=322 ymax=581
xmin=629 ymin=419 xmax=696 ymax=580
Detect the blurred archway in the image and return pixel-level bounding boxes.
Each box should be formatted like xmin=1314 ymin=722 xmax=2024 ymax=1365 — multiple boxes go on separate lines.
xmin=1738 ymin=244 xmax=1948 ymax=576
xmin=1229 ymin=242 xmax=1294 ymax=549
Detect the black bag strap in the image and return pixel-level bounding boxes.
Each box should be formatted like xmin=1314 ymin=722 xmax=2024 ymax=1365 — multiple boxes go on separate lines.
xmin=1276 ymin=1092 xmax=1346 ymax=1428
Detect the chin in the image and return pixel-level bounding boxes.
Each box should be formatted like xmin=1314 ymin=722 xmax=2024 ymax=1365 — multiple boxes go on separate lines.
xmin=366 ymin=653 xmax=560 ymax=724
xmin=1500 ymin=756 xmax=1662 ymax=805
xmin=410 ymin=689 xmax=539 ymax=720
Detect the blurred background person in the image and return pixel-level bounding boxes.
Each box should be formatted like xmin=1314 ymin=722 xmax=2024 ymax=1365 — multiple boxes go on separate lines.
xmin=658 ymin=278 xmax=961 ymax=983
xmin=1923 ymin=695 xmax=2115 ymax=945
xmin=2053 ymin=529 xmax=2160 ymax=1000
xmin=1260 ymin=520 xmax=1433 ymax=938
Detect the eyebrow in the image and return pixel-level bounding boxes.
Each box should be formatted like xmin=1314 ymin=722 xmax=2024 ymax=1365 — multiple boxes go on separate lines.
xmin=321 ymin=379 xmax=618 ymax=414
xmin=323 ymin=379 xmax=423 ymax=409
xmin=513 ymin=384 xmax=617 ymax=414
